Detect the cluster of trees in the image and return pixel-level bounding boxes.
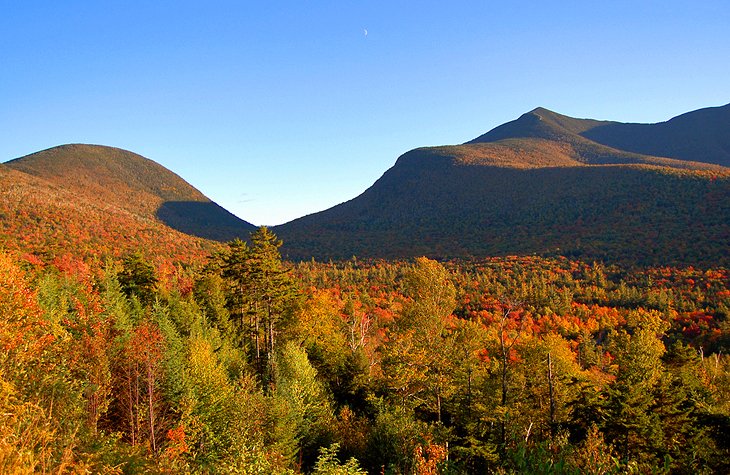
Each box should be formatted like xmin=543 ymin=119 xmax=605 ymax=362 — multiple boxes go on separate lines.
xmin=1 ymin=228 xmax=729 ymax=473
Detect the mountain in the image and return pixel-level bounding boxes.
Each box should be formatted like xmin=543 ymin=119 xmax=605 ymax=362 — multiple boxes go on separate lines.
xmin=275 ymin=105 xmax=730 ymax=266
xmin=3 ymin=104 xmax=727 ymax=266
xmin=2 ymin=144 xmax=255 ymax=261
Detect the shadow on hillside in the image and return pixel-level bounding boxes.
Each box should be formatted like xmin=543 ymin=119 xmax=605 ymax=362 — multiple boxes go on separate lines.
xmin=157 ymin=201 xmax=255 ymax=242
xmin=581 ymin=122 xmax=730 ymax=168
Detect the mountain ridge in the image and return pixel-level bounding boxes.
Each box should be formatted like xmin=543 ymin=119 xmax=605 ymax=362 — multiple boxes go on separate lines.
xmin=582 ymin=103 xmax=730 ymax=167
xmin=2 ymin=103 xmax=728 ymax=266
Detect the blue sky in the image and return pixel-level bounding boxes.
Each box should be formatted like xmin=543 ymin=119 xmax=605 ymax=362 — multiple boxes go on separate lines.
xmin=2 ymin=1 xmax=729 ymax=225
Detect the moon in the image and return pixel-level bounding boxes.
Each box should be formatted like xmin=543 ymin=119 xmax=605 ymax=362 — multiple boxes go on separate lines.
xmin=363 ymin=28 xmax=368 ymax=37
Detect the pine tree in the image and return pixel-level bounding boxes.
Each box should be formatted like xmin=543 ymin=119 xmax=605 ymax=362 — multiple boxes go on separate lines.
xmin=118 ymin=251 xmax=158 ymax=305
xmin=603 ymin=312 xmax=667 ymax=466
xmin=217 ymin=227 xmax=297 ymax=386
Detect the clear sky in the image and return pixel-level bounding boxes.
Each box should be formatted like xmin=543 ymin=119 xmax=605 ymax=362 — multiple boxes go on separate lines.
xmin=2 ymin=1 xmax=729 ymax=225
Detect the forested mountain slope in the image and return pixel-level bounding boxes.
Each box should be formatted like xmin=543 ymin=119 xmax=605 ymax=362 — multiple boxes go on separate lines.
xmin=276 ymin=105 xmax=730 ymax=266
xmin=5 ymin=144 xmax=256 ymax=242
xmin=0 ymin=144 xmax=255 ymax=256
xmin=1 ymin=144 xmax=256 ymax=262
xmin=0 ymin=161 xmax=212 ymax=262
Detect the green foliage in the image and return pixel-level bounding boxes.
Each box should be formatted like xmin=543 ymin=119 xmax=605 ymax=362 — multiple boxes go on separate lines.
xmin=118 ymin=251 xmax=158 ymax=304
xmin=181 ymin=336 xmax=239 ymax=465
xmin=312 ymin=443 xmax=367 ymax=475
xmin=193 ymin=273 xmax=232 ymax=333
xmin=276 ymin=341 xmax=336 ymax=469
xmin=364 ymin=403 xmax=428 ymax=475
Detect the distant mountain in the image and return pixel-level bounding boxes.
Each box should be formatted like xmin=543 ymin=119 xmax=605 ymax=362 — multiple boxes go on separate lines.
xmin=470 ymin=104 xmax=730 ymax=167
xmin=275 ymin=105 xmax=730 ymax=266
xmin=581 ymin=104 xmax=730 ymax=167
xmin=2 ymin=144 xmax=255 ymax=262
xmin=5 ymin=144 xmax=256 ymax=242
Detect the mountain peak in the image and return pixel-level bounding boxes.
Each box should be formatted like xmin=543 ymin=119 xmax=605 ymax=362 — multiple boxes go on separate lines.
xmin=467 ymin=108 xmax=611 ymax=145
xmin=276 ymin=102 xmax=730 ymax=264
xmin=528 ymin=106 xmax=554 ymax=116
xmin=467 ymin=104 xmax=730 ymax=166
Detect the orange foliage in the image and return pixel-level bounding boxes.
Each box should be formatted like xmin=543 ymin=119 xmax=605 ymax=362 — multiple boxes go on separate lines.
xmin=0 ymin=252 xmax=50 ymax=359
xmin=414 ymin=442 xmax=448 ymax=475
xmin=164 ymin=425 xmax=189 ymax=458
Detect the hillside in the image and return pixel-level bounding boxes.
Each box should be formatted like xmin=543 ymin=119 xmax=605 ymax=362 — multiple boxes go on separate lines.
xmin=4 ymin=144 xmax=256 ymax=243
xmin=0 ymin=163 xmax=211 ymax=263
xmin=275 ymin=105 xmax=730 ymax=266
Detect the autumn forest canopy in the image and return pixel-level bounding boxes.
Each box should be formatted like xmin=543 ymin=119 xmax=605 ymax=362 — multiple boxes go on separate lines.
xmin=2 ymin=228 xmax=730 ymax=474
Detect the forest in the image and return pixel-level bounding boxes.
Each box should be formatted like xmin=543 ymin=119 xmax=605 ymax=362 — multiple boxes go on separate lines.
xmin=1 ymin=227 xmax=729 ymax=474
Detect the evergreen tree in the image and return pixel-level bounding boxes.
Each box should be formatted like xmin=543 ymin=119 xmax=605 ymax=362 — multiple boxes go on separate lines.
xmin=603 ymin=311 xmax=667 ymax=467
xmin=118 ymin=251 xmax=158 ymax=305
xmin=217 ymin=227 xmax=298 ymax=386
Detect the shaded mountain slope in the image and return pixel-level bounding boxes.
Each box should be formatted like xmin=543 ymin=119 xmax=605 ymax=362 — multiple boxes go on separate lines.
xmin=582 ymin=103 xmax=730 ymax=167
xmin=5 ymin=144 xmax=256 ymax=241
xmin=276 ymin=105 xmax=730 ymax=266
xmin=470 ymin=104 xmax=730 ymax=167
